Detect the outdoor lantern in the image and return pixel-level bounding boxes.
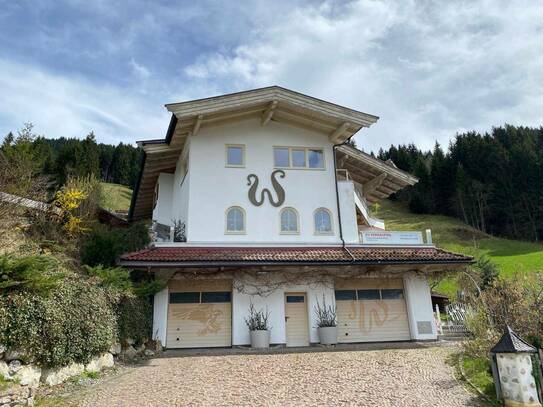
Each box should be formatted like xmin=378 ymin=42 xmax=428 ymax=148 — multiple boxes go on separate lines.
xmin=490 ymin=326 xmax=543 ymax=407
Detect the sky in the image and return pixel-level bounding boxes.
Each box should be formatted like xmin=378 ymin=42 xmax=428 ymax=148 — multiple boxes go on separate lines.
xmin=1 ymin=0 xmax=542 ymax=153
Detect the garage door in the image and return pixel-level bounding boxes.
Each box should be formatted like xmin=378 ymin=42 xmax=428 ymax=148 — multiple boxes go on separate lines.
xmin=167 ymin=280 xmax=232 ymax=348
xmin=335 ymin=278 xmax=410 ymax=343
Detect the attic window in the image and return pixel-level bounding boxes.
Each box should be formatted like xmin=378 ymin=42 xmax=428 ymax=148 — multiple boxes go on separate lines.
xmin=273 ymin=147 xmax=325 ymax=169
xmin=226 ymin=145 xmax=245 ymax=167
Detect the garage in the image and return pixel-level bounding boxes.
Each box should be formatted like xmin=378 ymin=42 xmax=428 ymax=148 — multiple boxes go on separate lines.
xmin=335 ymin=278 xmax=411 ymax=343
xmin=167 ymin=279 xmax=232 ymax=348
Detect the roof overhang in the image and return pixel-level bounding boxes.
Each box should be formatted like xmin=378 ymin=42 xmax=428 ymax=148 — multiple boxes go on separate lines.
xmin=336 ymin=145 xmax=418 ymax=203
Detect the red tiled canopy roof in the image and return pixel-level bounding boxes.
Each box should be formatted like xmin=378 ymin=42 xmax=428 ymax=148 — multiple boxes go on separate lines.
xmin=119 ymin=246 xmax=472 ymax=267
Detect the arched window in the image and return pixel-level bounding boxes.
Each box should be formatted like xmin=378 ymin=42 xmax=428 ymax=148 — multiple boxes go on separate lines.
xmin=280 ymin=207 xmax=299 ymax=233
xmin=314 ymin=208 xmax=332 ymax=234
xmin=226 ymin=206 xmax=245 ymax=233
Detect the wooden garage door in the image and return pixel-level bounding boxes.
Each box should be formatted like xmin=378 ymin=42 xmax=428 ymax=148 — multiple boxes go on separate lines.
xmin=335 ymin=278 xmax=410 ymax=343
xmin=167 ymin=280 xmax=232 ymax=348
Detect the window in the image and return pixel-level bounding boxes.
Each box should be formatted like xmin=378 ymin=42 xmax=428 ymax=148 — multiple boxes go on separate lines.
xmin=226 ymin=145 xmax=245 ymax=167
xmin=226 ymin=206 xmax=245 ymax=233
xmin=170 ymin=292 xmax=232 ymax=304
xmin=335 ymin=290 xmax=357 ymax=301
xmin=280 ymin=207 xmax=299 ymax=233
xmin=273 ymin=147 xmax=325 ymax=169
xmin=286 ymin=295 xmax=305 ymax=303
xmin=291 ymin=149 xmax=306 ymax=167
xmin=357 ymin=289 xmax=380 ymax=300
xmin=308 ymin=149 xmax=324 ymax=168
xmin=334 ymin=289 xmax=404 ymax=301
xmin=381 ymin=289 xmax=404 ymax=300
xmin=274 ymin=147 xmax=290 ymax=167
xmin=314 ymin=208 xmax=332 ymax=234
xmin=169 ymin=292 xmax=200 ymax=304
xmin=201 ymin=292 xmax=231 ymax=303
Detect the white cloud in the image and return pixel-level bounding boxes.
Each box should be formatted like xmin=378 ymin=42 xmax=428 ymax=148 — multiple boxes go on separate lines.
xmin=0 ymin=58 xmax=169 ymax=145
xmin=183 ymin=0 xmax=543 ymax=152
xmin=129 ymin=58 xmax=150 ymax=80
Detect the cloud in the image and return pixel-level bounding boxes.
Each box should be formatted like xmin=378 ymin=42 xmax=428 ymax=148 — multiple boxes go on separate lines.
xmin=0 ymin=58 xmax=169 ymax=144
xmin=182 ymin=0 xmax=543 ymax=152
xmin=129 ymin=58 xmax=151 ymax=80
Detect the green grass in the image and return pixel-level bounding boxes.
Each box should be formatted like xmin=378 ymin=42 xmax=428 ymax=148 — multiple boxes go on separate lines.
xmin=372 ymin=200 xmax=543 ymax=296
xmin=460 ymin=356 xmax=499 ymax=405
xmin=100 ymin=182 xmax=132 ymax=212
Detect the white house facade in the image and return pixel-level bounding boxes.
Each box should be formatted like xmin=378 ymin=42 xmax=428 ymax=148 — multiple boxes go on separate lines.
xmin=120 ymin=86 xmax=472 ymax=349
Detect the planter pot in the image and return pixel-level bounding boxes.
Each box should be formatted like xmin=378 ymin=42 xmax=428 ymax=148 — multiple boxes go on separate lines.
xmin=318 ymin=326 xmax=338 ymax=345
xmin=250 ymin=330 xmax=270 ymax=349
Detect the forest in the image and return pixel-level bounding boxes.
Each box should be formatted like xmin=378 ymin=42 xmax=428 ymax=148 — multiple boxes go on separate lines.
xmin=1 ymin=123 xmax=142 ymax=189
xmin=377 ymin=125 xmax=543 ymax=242
xmin=1 ymin=123 xmax=541 ymax=242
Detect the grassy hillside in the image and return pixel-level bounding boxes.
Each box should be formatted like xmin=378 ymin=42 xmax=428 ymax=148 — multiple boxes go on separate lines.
xmin=372 ymin=200 xmax=543 ymax=296
xmin=100 ymin=182 xmax=132 ymax=212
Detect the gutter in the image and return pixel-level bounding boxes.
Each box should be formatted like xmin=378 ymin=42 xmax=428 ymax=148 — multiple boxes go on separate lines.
xmin=333 ymin=140 xmax=356 ymax=262
xmin=118 ymin=259 xmax=474 ymax=269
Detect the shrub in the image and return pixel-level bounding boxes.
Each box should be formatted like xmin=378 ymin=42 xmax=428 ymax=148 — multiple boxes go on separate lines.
xmin=0 ymin=280 xmax=117 ymax=367
xmin=80 ymin=222 xmax=149 ymax=268
xmin=244 ymin=302 xmax=270 ymax=331
xmin=0 ymin=254 xmax=63 ymax=293
xmin=115 ymin=295 xmax=152 ymax=345
xmin=314 ymin=295 xmax=337 ymax=328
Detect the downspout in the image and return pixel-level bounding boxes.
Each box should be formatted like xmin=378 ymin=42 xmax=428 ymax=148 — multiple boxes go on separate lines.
xmin=333 ymin=141 xmax=356 ymax=262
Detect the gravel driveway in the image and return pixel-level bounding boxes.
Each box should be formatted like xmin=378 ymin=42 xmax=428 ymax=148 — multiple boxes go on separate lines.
xmin=73 ymin=344 xmax=482 ymax=407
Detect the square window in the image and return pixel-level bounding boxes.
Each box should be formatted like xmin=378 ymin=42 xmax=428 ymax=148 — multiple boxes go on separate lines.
xmin=334 ymin=290 xmax=356 ymax=301
xmin=169 ymin=292 xmax=200 ymax=303
xmin=308 ymin=149 xmax=324 ymax=168
xmin=226 ymin=145 xmax=244 ymax=167
xmin=357 ymin=289 xmax=381 ymax=300
xmin=286 ymin=295 xmax=305 ymax=303
xmin=274 ymin=147 xmax=290 ymax=167
xmin=381 ymin=289 xmax=404 ymax=300
xmin=291 ymin=149 xmax=306 ymax=167
xmin=201 ymin=291 xmax=231 ymax=303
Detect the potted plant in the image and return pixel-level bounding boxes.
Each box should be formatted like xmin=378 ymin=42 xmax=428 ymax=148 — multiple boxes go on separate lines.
xmin=314 ymin=295 xmax=338 ymax=345
xmin=245 ymin=302 xmax=271 ymax=348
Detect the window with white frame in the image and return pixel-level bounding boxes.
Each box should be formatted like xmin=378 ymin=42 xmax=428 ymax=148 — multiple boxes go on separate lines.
xmin=273 ymin=147 xmax=324 ymax=169
xmin=280 ymin=207 xmax=299 ymax=233
xmin=226 ymin=145 xmax=245 ymax=167
xmin=314 ymin=208 xmax=332 ymax=234
xmin=226 ymin=206 xmax=245 ymax=233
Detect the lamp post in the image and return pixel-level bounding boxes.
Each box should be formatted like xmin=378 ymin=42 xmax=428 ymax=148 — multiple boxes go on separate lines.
xmin=490 ymin=326 xmax=542 ymax=407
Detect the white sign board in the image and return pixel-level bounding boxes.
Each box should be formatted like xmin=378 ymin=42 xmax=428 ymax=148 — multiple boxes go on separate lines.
xmin=360 ymin=230 xmax=424 ymax=245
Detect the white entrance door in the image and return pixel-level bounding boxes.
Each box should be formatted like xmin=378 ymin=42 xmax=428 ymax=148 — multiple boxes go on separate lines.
xmin=335 ymin=278 xmax=410 ymax=343
xmin=285 ymin=293 xmax=309 ymax=347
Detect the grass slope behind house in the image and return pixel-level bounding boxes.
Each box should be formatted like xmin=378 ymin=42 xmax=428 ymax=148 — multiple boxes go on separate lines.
xmin=372 ymin=200 xmax=543 ymax=297
xmin=100 ymin=182 xmax=133 ymax=212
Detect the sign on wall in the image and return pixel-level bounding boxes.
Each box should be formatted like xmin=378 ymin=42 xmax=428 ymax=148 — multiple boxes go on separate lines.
xmin=360 ymin=230 xmax=424 ymax=245
xmin=247 ymin=170 xmax=286 ymax=207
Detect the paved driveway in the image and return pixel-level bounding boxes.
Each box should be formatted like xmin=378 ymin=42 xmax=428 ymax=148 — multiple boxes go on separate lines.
xmin=73 ymin=344 xmax=482 ymax=407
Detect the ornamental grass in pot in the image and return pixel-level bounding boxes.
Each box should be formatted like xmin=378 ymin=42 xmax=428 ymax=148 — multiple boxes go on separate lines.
xmin=245 ymin=302 xmax=271 ymax=348
xmin=315 ymin=295 xmax=338 ymax=345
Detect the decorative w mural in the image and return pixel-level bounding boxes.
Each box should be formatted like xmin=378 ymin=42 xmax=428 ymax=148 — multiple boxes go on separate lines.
xmin=247 ymin=170 xmax=286 ymax=207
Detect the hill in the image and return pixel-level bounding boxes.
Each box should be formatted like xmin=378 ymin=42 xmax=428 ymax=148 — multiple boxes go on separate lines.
xmin=372 ymin=199 xmax=543 ymax=297
xmin=100 ymin=182 xmax=133 ymax=213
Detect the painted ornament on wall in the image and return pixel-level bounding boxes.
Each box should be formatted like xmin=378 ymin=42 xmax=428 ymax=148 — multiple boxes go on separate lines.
xmin=247 ymin=169 xmax=286 ymax=207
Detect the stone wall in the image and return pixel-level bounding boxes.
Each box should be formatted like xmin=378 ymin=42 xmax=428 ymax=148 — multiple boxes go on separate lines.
xmin=0 ymin=340 xmax=162 ymax=406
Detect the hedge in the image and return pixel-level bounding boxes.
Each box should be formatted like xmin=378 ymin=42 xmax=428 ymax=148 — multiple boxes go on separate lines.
xmin=0 ymin=280 xmax=154 ymax=368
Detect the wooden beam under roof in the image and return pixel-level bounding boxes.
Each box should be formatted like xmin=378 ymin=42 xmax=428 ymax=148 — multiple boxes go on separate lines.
xmin=191 ymin=114 xmax=203 ymax=136
xmin=261 ymin=100 xmax=278 ymax=126
xmin=329 ymin=122 xmax=351 ymax=144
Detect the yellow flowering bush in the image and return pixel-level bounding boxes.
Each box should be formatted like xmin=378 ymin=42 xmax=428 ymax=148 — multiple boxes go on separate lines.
xmin=54 ymin=186 xmax=89 ymax=236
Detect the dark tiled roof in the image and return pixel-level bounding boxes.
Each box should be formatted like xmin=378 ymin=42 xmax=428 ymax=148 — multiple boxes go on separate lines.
xmin=490 ymin=326 xmax=537 ymax=353
xmin=119 ymin=246 xmax=472 ymax=266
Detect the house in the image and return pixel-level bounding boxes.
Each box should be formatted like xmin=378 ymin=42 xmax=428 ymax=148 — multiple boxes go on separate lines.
xmin=120 ymin=86 xmax=472 ymax=349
